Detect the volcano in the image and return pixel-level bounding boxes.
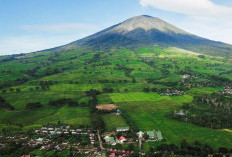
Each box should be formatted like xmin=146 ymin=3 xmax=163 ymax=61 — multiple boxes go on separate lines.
xmin=52 ymin=15 xmax=232 ymax=57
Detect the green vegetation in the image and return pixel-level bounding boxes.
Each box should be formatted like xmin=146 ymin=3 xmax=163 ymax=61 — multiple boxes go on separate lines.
xmin=0 ymin=45 xmax=231 ymax=154
xmin=102 ymin=114 xmax=128 ymax=130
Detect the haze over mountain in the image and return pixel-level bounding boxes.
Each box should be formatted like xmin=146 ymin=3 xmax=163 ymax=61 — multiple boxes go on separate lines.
xmin=55 ymin=15 xmax=232 ymax=57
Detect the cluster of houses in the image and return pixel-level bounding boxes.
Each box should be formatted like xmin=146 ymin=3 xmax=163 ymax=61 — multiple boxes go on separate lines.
xmin=104 ymin=127 xmax=130 ymax=145
xmin=104 ymin=136 xmax=127 ymax=145
xmin=183 ymin=82 xmax=215 ymax=88
xmin=181 ymin=74 xmax=195 ymax=79
xmin=34 ymin=125 xmax=96 ymax=145
xmin=223 ymin=87 xmax=232 ymax=95
xmin=36 ymin=125 xmax=83 ymax=135
xmin=1 ymin=125 xmax=101 ymax=156
xmin=108 ymin=149 xmax=134 ymax=157
xmin=104 ymin=126 xmax=163 ymax=146
xmin=159 ymin=89 xmax=185 ymax=96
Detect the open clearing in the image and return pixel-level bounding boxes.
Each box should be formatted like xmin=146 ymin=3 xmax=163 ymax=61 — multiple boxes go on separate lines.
xmin=96 ymin=104 xmax=117 ymax=110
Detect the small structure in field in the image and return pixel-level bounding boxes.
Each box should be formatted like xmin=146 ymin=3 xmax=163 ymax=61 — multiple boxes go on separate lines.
xmin=175 ymin=110 xmax=185 ymax=116
xmin=146 ymin=130 xmax=163 ymax=141
xmin=116 ymin=109 xmax=121 ymax=115
xmin=116 ymin=127 xmax=129 ymax=132
xmin=96 ymin=104 xmax=117 ymax=111
xmin=104 ymin=136 xmax=117 ymax=145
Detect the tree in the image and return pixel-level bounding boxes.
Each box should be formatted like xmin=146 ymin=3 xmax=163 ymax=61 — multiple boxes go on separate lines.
xmin=194 ymin=139 xmax=202 ymax=146
xmin=143 ymin=133 xmax=149 ymax=140
xmin=198 ymin=55 xmax=205 ymax=58
xmin=218 ymin=147 xmax=228 ymax=154
xmin=26 ymin=102 xmax=42 ymax=109
xmin=48 ymin=98 xmax=78 ymax=107
xmin=16 ymin=88 xmax=21 ymax=93
xmin=0 ymin=96 xmax=14 ymax=110
xmin=80 ymin=102 xmax=87 ymax=107
xmin=132 ymin=77 xmax=136 ymax=83
xmin=127 ymin=143 xmax=135 ymax=151
xmin=181 ymin=139 xmax=188 ymax=149
xmin=143 ymin=88 xmax=150 ymax=92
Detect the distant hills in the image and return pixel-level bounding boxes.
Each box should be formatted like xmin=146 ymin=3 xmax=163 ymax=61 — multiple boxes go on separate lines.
xmin=53 ymin=15 xmax=232 ymax=57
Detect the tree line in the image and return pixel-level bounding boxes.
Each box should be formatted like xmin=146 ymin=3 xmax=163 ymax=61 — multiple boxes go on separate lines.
xmin=169 ymin=93 xmax=232 ymax=129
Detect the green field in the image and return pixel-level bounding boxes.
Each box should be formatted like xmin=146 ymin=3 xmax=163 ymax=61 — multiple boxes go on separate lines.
xmin=116 ymin=97 xmax=232 ymax=148
xmin=102 ymin=114 xmax=128 ymax=130
xmin=0 ymin=106 xmax=91 ymax=127
xmin=0 ymin=46 xmax=232 ymax=152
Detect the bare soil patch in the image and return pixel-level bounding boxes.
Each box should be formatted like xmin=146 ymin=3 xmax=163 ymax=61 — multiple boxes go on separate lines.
xmin=96 ymin=104 xmax=117 ymax=110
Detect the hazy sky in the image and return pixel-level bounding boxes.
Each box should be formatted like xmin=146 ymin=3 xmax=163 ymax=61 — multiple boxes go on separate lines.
xmin=1 ymin=0 xmax=232 ymax=55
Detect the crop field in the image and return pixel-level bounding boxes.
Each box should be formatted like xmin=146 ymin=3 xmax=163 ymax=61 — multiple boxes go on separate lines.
xmin=0 ymin=106 xmax=91 ymax=127
xmin=109 ymin=92 xmax=165 ymax=102
xmin=116 ymin=98 xmax=232 ymax=148
xmin=188 ymin=87 xmax=223 ymax=96
xmin=102 ymin=114 xmax=128 ymax=130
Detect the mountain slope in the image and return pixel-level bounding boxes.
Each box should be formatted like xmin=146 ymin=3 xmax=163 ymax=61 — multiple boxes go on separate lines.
xmin=61 ymin=15 xmax=232 ymax=57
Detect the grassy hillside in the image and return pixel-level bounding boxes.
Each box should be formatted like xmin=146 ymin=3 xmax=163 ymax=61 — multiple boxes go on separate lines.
xmin=0 ymin=46 xmax=232 ymax=151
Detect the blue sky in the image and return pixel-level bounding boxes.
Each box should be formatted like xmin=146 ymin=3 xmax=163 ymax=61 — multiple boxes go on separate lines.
xmin=1 ymin=0 xmax=232 ymax=55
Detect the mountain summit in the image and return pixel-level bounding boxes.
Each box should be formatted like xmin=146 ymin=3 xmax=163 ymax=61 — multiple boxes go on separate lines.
xmin=63 ymin=15 xmax=232 ymax=57
xmin=110 ymin=15 xmax=188 ymax=35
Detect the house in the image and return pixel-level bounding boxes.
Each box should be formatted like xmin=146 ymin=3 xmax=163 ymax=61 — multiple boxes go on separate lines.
xmin=36 ymin=137 xmax=43 ymax=144
xmin=119 ymin=136 xmax=126 ymax=143
xmin=35 ymin=130 xmax=40 ymax=133
xmin=42 ymin=130 xmax=48 ymax=134
xmin=41 ymin=127 xmax=47 ymax=130
xmin=116 ymin=109 xmax=121 ymax=115
xmin=146 ymin=130 xmax=163 ymax=141
xmin=116 ymin=127 xmax=129 ymax=132
xmin=109 ymin=153 xmax=115 ymax=157
xmin=48 ymin=127 xmax=54 ymax=131
xmin=104 ymin=136 xmax=117 ymax=145
xmin=175 ymin=111 xmax=185 ymax=116
xmin=76 ymin=129 xmax=82 ymax=132
xmin=36 ymin=137 xmax=43 ymax=142
xmin=146 ymin=131 xmax=155 ymax=139
xmin=72 ymin=131 xmax=77 ymax=135
xmin=156 ymin=130 xmax=163 ymax=141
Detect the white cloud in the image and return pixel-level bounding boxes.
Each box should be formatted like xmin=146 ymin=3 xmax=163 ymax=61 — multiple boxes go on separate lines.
xmin=139 ymin=0 xmax=232 ymax=44
xmin=21 ymin=23 xmax=99 ymax=33
xmin=140 ymin=0 xmax=232 ymax=19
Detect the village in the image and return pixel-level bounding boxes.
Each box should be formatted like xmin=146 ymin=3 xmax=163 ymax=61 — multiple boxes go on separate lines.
xmin=0 ymin=104 xmax=164 ymax=157
xmin=0 ymin=125 xmax=103 ymax=156
xmin=0 ymin=123 xmax=164 ymax=157
xmin=223 ymin=86 xmax=232 ymax=95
